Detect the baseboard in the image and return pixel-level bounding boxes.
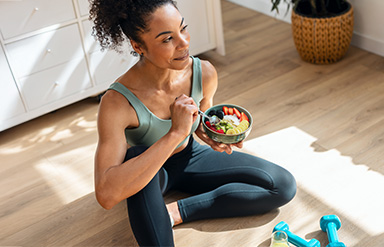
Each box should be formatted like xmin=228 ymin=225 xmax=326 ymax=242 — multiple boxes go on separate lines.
xmin=351 ymin=32 xmax=384 ymax=57
xmin=227 ymin=0 xmax=384 ymax=58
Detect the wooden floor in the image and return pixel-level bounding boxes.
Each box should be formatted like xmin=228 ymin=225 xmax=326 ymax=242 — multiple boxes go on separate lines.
xmin=1 ymin=1 xmax=384 ymax=246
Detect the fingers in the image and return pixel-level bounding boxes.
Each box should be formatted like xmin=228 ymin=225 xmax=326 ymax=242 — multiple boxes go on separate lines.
xmin=199 ymin=127 xmax=234 ymax=154
xmin=232 ymin=141 xmax=244 ymax=149
xmin=211 ymin=141 xmax=245 ymax=154
xmin=175 ymin=94 xmax=193 ymax=104
xmin=210 ymin=142 xmax=233 ymax=154
xmin=220 ymin=144 xmax=233 ymax=154
xmin=174 ymin=94 xmax=198 ymax=116
xmin=174 ymin=94 xmax=196 ymax=108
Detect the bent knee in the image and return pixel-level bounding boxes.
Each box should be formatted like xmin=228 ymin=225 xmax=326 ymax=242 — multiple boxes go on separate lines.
xmin=276 ymin=170 xmax=297 ymax=204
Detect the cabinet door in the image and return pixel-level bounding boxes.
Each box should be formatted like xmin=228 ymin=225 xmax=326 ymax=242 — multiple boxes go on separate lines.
xmin=0 ymin=0 xmax=75 ymax=40
xmin=77 ymin=0 xmax=90 ymax=17
xmin=0 ymin=46 xmax=26 ymax=124
xmin=82 ymin=20 xmax=138 ymax=85
xmin=88 ymin=51 xmax=138 ymax=86
xmin=177 ymin=0 xmax=217 ymax=55
xmin=82 ymin=21 xmax=102 ymax=54
xmin=19 ymin=58 xmax=91 ymax=110
xmin=5 ymin=24 xmax=85 ymax=79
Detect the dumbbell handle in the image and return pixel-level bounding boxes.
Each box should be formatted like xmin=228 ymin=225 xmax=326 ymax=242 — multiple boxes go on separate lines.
xmin=325 ymin=222 xmax=340 ymax=243
xmin=274 ymin=221 xmax=320 ymax=247
xmin=286 ymin=231 xmax=311 ymax=247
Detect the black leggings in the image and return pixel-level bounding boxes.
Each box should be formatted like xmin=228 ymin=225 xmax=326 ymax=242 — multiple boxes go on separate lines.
xmin=125 ymin=136 xmax=296 ymax=246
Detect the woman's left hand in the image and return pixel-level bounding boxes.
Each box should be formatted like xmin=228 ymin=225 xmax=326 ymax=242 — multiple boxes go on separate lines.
xmin=195 ymin=59 xmax=243 ymax=154
xmin=194 ymin=123 xmax=243 ymax=154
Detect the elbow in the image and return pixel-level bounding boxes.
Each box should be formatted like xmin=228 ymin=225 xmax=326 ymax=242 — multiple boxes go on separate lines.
xmin=95 ymin=189 xmax=118 ymax=210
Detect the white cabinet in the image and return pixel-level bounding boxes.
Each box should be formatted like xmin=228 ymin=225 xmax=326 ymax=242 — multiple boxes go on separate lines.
xmin=77 ymin=0 xmax=90 ymax=17
xmin=0 ymin=0 xmax=75 ymax=40
xmin=19 ymin=58 xmax=91 ymax=110
xmin=0 ymin=46 xmax=26 ymax=126
xmin=0 ymin=0 xmax=225 ymax=131
xmin=178 ymin=0 xmax=219 ymax=55
xmin=6 ymin=24 xmax=85 ymax=78
xmin=81 ymin=20 xmax=139 ymax=86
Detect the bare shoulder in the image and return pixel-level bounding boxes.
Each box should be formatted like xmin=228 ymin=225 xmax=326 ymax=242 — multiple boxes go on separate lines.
xmin=98 ymin=90 xmax=138 ymax=133
xmin=200 ymin=59 xmax=218 ymax=83
xmin=199 ymin=59 xmax=218 ymax=101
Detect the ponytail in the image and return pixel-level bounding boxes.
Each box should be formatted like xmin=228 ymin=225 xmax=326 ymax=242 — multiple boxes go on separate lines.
xmin=89 ymin=0 xmax=177 ymax=53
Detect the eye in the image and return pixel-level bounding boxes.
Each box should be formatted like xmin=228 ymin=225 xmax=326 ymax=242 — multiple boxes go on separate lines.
xmin=163 ymin=36 xmax=173 ymax=43
xmin=181 ymin=24 xmax=188 ymax=32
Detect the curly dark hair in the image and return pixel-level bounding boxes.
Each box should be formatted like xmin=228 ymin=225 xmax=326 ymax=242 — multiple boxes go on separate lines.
xmin=89 ymin=0 xmax=177 ymax=53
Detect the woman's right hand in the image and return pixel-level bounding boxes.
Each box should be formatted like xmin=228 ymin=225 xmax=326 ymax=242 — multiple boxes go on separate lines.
xmin=169 ymin=94 xmax=198 ymax=138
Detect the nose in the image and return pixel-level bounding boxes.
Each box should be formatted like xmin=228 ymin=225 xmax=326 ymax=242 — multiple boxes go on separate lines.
xmin=177 ymin=33 xmax=190 ymax=50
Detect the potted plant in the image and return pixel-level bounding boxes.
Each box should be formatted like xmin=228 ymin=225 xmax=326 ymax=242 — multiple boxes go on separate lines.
xmin=271 ymin=0 xmax=354 ymax=64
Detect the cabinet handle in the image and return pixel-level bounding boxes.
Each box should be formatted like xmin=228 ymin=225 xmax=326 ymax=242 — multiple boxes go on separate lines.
xmin=46 ymin=49 xmax=52 ymax=53
xmin=34 ymin=7 xmax=39 ymax=11
xmin=54 ymin=81 xmax=59 ymax=86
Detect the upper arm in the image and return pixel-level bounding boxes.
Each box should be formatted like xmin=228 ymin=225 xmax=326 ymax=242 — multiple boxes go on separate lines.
xmin=94 ymin=91 xmax=135 ymax=188
xmin=199 ymin=60 xmax=218 ymax=111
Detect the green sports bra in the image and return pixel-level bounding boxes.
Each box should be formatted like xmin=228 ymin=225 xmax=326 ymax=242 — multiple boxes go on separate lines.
xmin=108 ymin=56 xmax=203 ymax=148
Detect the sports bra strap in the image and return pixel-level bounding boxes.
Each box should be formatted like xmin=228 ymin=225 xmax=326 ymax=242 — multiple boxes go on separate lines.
xmin=107 ymin=82 xmax=148 ymax=125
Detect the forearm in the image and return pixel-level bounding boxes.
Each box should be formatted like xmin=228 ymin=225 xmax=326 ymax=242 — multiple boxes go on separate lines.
xmin=95 ymin=131 xmax=184 ymax=209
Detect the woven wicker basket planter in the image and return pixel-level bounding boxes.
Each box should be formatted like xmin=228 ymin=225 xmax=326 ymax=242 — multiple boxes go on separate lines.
xmin=291 ymin=3 xmax=354 ymax=64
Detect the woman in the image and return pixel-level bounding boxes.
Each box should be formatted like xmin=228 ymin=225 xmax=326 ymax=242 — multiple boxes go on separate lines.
xmin=90 ymin=0 xmax=296 ymax=246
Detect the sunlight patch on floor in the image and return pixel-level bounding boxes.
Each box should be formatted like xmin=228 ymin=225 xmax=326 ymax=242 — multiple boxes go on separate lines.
xmin=50 ymin=129 xmax=74 ymax=142
xmin=0 ymin=126 xmax=56 ymax=155
xmin=34 ymin=143 xmax=95 ymax=205
xmin=0 ymin=144 xmax=28 ymax=155
xmin=243 ymin=126 xmax=384 ymax=236
xmin=76 ymin=118 xmax=97 ymax=130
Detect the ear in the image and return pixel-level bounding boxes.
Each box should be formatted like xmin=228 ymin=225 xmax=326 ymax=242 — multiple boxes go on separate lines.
xmin=130 ymin=40 xmax=144 ymax=55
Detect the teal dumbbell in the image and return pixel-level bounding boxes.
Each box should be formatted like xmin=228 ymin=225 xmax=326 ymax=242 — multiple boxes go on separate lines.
xmin=320 ymin=215 xmax=346 ymax=247
xmin=273 ymin=221 xmax=320 ymax=247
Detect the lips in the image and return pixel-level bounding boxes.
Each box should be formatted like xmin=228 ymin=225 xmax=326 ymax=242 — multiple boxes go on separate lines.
xmin=174 ymin=51 xmax=189 ymax=61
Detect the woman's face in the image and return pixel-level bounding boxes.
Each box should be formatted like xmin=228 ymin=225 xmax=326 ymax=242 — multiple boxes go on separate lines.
xmin=135 ymin=3 xmax=190 ymax=70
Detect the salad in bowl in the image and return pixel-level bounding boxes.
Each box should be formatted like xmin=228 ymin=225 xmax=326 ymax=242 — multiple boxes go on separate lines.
xmin=202 ymin=104 xmax=252 ymax=144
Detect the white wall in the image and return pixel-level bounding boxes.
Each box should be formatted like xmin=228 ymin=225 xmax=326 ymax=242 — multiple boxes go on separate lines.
xmin=348 ymin=0 xmax=384 ymax=57
xmin=227 ymin=0 xmax=384 ymax=57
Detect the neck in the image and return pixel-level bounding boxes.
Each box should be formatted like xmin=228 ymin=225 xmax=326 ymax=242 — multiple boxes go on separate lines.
xmin=135 ymin=58 xmax=187 ymax=90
